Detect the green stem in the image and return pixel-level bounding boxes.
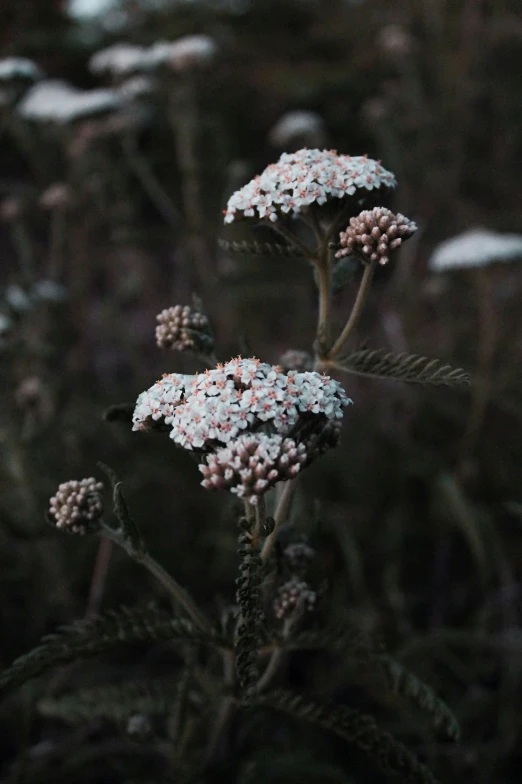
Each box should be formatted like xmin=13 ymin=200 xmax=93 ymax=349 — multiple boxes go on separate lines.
xmin=260 ymin=480 xmax=296 ymax=563
xmin=101 ymin=523 xmax=211 ymax=633
xmin=271 ymin=222 xmax=317 ymax=260
xmin=328 ymin=259 xmax=378 ymax=359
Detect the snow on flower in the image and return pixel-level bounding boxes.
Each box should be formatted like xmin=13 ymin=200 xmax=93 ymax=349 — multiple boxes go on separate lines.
xmin=223 ymin=149 xmax=396 ymax=224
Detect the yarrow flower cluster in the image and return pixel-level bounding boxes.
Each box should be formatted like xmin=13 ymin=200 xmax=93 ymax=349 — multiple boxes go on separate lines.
xmin=336 ymin=207 xmax=417 ymax=266
xmin=18 ymin=80 xmax=122 ymax=124
xmin=273 ymin=577 xmax=317 ymax=620
xmin=199 ymin=433 xmax=307 ymax=504
xmin=88 ymin=35 xmax=217 ymax=77
xmin=49 ymin=478 xmax=104 ymax=535
xmin=223 ymin=149 xmax=396 ymax=224
xmin=278 ymin=349 xmax=313 ymax=373
xmin=155 ymin=305 xmax=214 ymax=355
xmin=283 ymin=541 xmax=316 ymax=574
xmin=429 ymin=228 xmax=522 ymax=272
xmin=269 ymin=110 xmax=326 ymax=148
xmin=0 ymin=57 xmax=42 ymax=83
xmin=133 ymin=357 xmax=350 ymax=500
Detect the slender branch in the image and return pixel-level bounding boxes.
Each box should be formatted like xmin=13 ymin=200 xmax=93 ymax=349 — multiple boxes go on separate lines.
xmin=270 ymin=222 xmax=317 ymax=260
xmin=260 ymin=480 xmax=296 ymax=562
xmin=100 ymin=523 xmax=211 ymax=633
xmin=255 ymin=646 xmax=285 ymax=693
xmin=85 ymin=536 xmax=114 ymax=617
xmin=328 ymin=259 xmax=378 ymax=359
xmin=122 ymin=134 xmax=182 ymax=231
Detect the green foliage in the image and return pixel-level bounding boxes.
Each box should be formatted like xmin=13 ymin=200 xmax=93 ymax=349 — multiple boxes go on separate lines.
xmin=98 ymin=462 xmax=144 ymax=554
xmin=257 ymin=690 xmax=441 ymax=784
xmin=379 ymin=655 xmax=460 ymax=742
xmin=218 ymin=238 xmax=305 ymax=258
xmin=235 ymin=517 xmax=266 ymax=696
xmin=334 ymin=350 xmax=471 ymax=387
xmin=0 ymin=606 xmax=225 ymax=698
xmin=38 ymin=678 xmax=179 ymax=725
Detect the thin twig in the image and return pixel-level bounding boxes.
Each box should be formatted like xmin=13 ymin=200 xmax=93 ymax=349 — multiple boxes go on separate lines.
xmin=328 ymin=259 xmax=378 ymax=359
xmin=260 ymin=480 xmax=296 ymax=563
xmin=85 ymin=536 xmax=113 ymax=617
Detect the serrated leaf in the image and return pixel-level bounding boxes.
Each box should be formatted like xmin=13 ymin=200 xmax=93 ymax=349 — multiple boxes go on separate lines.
xmin=379 ymin=655 xmax=460 ymax=742
xmin=334 ymin=349 xmax=471 ymax=387
xmin=218 ymin=238 xmax=304 ymax=258
xmin=0 ymin=605 xmax=226 ymax=698
xmin=257 ymin=689 xmax=440 ymax=784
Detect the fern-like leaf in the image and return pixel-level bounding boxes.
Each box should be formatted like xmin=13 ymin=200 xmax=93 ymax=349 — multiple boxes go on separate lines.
xmin=218 ymin=238 xmax=304 ymax=258
xmin=257 ymin=690 xmax=440 ymax=784
xmin=38 ymin=678 xmax=182 ymax=725
xmin=334 ymin=350 xmax=470 ymax=387
xmin=0 ymin=605 xmax=225 ymax=698
xmin=379 ymin=655 xmax=460 ymax=742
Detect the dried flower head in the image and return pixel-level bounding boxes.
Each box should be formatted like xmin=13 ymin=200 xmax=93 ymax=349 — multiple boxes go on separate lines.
xmin=89 ymin=43 xmax=149 ymax=77
xmin=0 ymin=57 xmax=42 ymax=83
xmin=148 ymin=35 xmax=217 ymax=72
xmin=49 ymin=478 xmax=104 ymax=534
xmin=278 ymin=349 xmax=313 ymax=373
xmin=429 ymin=228 xmax=522 ymax=272
xmin=269 ymin=110 xmax=326 ymax=148
xmin=336 ymin=207 xmax=417 ymax=266
xmin=273 ymin=577 xmax=317 ymax=620
xmin=155 ymin=305 xmax=214 ymax=355
xmin=224 ymin=149 xmax=396 ymax=224
xmin=199 ymin=433 xmax=307 ymax=504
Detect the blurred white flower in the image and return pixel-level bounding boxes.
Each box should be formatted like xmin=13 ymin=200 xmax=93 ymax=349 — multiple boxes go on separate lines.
xmin=224 ymin=149 xmax=397 ymax=224
xmin=0 ymin=57 xmax=42 ymax=83
xmin=269 ymin=110 xmax=326 ymax=148
xmin=89 ymin=43 xmax=149 ymax=77
xmin=0 ymin=313 xmax=13 ymax=337
xmin=429 ymin=229 xmax=522 ymax=272
xmin=18 ymin=80 xmax=122 ymax=124
xmin=147 ymin=34 xmax=217 ymax=71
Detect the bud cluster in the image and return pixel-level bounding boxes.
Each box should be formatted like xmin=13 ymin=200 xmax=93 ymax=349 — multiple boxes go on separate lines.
xmin=49 ymin=478 xmax=104 ymax=534
xmin=155 ymin=305 xmax=214 ymax=355
xmin=199 ymin=433 xmax=307 ymax=505
xmin=273 ymin=577 xmax=317 ymax=620
xmin=336 ymin=207 xmax=417 ymax=266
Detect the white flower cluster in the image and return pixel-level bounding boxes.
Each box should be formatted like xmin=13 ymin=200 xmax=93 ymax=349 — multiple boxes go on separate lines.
xmin=0 ymin=57 xmax=42 ymax=83
xmin=200 ymin=432 xmax=307 ymax=504
xmin=429 ymin=228 xmax=522 ymax=272
xmin=134 ymin=357 xmax=349 ymax=451
xmin=273 ymin=577 xmax=317 ymax=620
xmin=88 ymin=35 xmax=217 ymax=78
xmin=224 ymin=149 xmax=397 ymax=224
xmin=18 ymin=80 xmax=122 ymax=124
xmin=133 ymin=373 xmax=194 ymax=431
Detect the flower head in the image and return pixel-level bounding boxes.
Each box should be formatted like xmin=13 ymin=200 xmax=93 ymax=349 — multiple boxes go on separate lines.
xmin=269 ymin=110 xmax=326 ymax=149
xmin=89 ymin=43 xmax=149 ymax=77
xmin=49 ymin=478 xmax=104 ymax=535
xmin=199 ymin=433 xmax=307 ymax=505
xmin=132 ymin=373 xmax=194 ymax=431
xmin=0 ymin=57 xmax=42 ymax=83
xmin=429 ymin=228 xmax=522 ymax=272
xmin=147 ymin=35 xmax=217 ymax=72
xmin=155 ymin=305 xmax=214 ymax=355
xmin=278 ymin=349 xmax=313 ymax=373
xmin=224 ymin=149 xmax=396 ymax=224
xmin=336 ymin=207 xmax=417 ymax=265
xmin=273 ymin=577 xmax=317 ymax=620
xmin=18 ymin=80 xmax=122 ymax=124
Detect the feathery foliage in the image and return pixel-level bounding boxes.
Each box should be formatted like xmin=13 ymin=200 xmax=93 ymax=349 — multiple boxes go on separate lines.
xmin=0 ymin=605 xmax=225 ymax=698
xmin=218 ymin=238 xmax=305 ymax=258
xmin=235 ymin=516 xmax=266 ymax=697
xmin=334 ymin=350 xmax=470 ymax=386
xmin=38 ymin=678 xmax=180 ymax=725
xmin=379 ymin=655 xmax=460 ymax=742
xmin=257 ymin=690 xmax=441 ymax=784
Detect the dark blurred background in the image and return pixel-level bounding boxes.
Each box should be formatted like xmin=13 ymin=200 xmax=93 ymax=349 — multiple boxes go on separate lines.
xmin=1 ymin=1 xmax=522 ymax=782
